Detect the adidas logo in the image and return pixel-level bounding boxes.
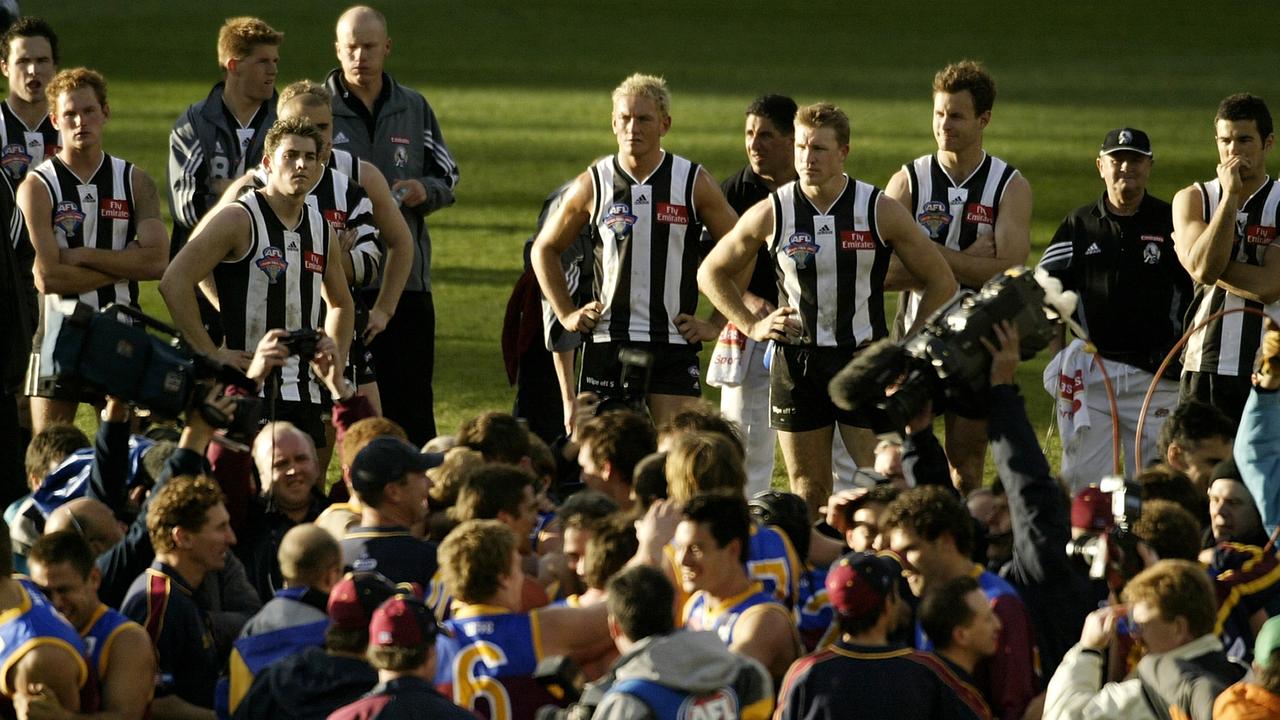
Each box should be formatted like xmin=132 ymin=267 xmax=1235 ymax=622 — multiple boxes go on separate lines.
xmin=635 ymin=193 xmax=649 ymax=203
xmin=83 ymin=192 xmax=95 ymax=202
xmin=1085 ymin=243 xmax=1102 ymax=256
xmin=287 ymin=241 xmax=299 ymax=251
xmin=333 ymin=131 xmax=349 ymax=145
xmin=949 ymin=190 xmax=967 ymax=204
xmin=818 ymin=224 xmax=832 ymax=233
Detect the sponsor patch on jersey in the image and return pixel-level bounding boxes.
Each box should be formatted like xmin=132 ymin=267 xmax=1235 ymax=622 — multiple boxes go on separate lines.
xmin=393 ymin=146 xmax=408 ymax=168
xmin=840 ymin=230 xmax=875 ymax=251
xmin=389 ymin=135 xmax=411 ymax=145
xmin=917 ymin=200 xmax=951 ymax=239
xmin=323 ymin=209 xmax=348 ymax=230
xmin=1245 ymin=224 xmax=1277 ymax=245
xmin=255 ymin=246 xmax=287 ymax=283
xmin=0 ymin=143 xmax=31 ymax=179
xmin=965 ymin=202 xmax=994 ymax=225
xmin=100 ymin=198 xmax=130 ymax=220
xmin=304 ymin=251 xmax=325 ymax=273
xmin=1143 ymin=243 xmax=1161 ymax=264
xmin=53 ymin=201 xmax=84 ymax=235
xmin=656 ymin=202 xmax=688 ymax=225
xmin=605 ymin=202 xmax=637 ymax=240
xmin=1141 ymin=234 xmax=1165 ymax=244
xmin=784 ymin=232 xmax=819 ymax=269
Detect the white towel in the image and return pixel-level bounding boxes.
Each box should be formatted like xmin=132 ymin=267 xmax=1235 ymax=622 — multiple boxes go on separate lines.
xmin=707 ymin=323 xmax=753 ymax=388
xmin=1043 ymin=339 xmax=1093 ymax=443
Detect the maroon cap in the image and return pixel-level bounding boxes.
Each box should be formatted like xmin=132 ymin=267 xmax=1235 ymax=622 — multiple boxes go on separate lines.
xmin=327 ymin=572 xmax=398 ymax=631
xmin=1071 ymin=486 xmax=1113 ymax=532
xmin=826 ymin=551 xmax=899 ymax=620
xmin=369 ymin=595 xmax=439 ymax=648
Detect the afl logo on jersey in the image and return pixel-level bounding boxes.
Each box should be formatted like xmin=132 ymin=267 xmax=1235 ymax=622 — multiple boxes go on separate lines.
xmin=0 ymin=143 xmax=30 ymax=180
xmin=53 ymin=201 xmax=84 ymax=235
xmin=784 ymin=232 xmax=819 ymax=269
xmin=605 ymin=202 xmax=637 ymax=240
xmin=255 ymin=246 xmax=288 ymax=284
xmin=917 ymin=200 xmax=951 ymax=239
xmin=677 ymin=689 xmax=737 ymax=720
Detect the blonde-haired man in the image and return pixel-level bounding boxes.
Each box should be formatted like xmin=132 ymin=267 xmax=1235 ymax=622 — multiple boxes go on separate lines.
xmin=533 ymin=73 xmax=740 ymax=426
xmin=168 ymin=16 xmax=281 ymax=256
xmin=21 ymin=68 xmax=169 ymax=431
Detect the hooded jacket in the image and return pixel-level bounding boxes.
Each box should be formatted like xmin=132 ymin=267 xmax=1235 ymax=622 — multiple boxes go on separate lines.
xmin=231 ymin=646 xmax=377 ymax=720
xmin=587 ymin=630 xmax=773 ymax=720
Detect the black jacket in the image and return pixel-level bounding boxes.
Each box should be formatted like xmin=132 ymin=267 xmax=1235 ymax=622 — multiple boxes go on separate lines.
xmin=233 ymin=647 xmax=378 ymax=720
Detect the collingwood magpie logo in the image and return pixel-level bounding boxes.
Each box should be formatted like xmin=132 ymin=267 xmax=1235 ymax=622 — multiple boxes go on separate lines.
xmin=1119 ymin=130 xmax=1133 ymax=145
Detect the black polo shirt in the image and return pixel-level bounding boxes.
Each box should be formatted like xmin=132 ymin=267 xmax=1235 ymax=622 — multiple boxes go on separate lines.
xmin=1038 ymin=192 xmax=1191 ymax=376
xmin=720 ymin=165 xmax=779 ymax=307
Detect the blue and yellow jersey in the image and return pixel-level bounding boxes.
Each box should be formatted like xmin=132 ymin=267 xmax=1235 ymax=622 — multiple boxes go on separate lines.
xmin=434 ymin=604 xmax=560 ymax=720
xmin=0 ymin=579 xmax=88 ymax=697
xmin=682 ymin=582 xmax=790 ymax=647
xmin=79 ymin=604 xmax=135 ymax=681
xmin=796 ymin=564 xmax=837 ymax=653
xmin=666 ymin=521 xmax=803 ymax=612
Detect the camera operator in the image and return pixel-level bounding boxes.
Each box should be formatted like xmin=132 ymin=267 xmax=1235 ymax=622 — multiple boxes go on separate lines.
xmin=208 ymin=327 xmax=377 ymax=601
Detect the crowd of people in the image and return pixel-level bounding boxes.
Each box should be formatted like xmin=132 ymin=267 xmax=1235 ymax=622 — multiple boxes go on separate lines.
xmin=0 ymin=3 xmax=1278 ymax=720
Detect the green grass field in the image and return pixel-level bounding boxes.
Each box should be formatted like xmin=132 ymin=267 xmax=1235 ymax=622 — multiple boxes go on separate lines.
xmin=26 ymin=0 xmax=1279 ymax=484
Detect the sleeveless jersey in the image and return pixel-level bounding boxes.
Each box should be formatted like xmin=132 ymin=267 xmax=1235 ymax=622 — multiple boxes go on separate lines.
xmin=80 ymin=603 xmax=133 ymax=680
xmin=1182 ymin=177 xmax=1280 ymax=377
xmin=682 ymin=583 xmax=790 ymax=646
xmin=770 ymin=176 xmax=891 ymax=347
xmin=797 ymin=564 xmax=837 ymax=653
xmin=899 ymin=153 xmax=1019 ymax=330
xmin=0 ymin=579 xmax=88 ymax=697
xmin=589 ymin=151 xmax=704 ymax=344
xmin=30 ymin=154 xmax=138 ymax=311
xmin=747 ymin=523 xmax=801 ymax=608
xmin=0 ymin=101 xmax=59 ymax=186
xmin=250 ymin=148 xmax=380 ymax=287
xmin=435 ymin=604 xmax=560 ymax=720
xmin=214 ymin=189 xmax=330 ymax=403
xmin=607 ymin=678 xmax=739 ymax=720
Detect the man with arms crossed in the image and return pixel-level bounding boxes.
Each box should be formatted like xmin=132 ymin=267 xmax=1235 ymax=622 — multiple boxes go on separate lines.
xmin=886 ymin=61 xmax=1031 ymax=493
xmin=160 ymin=117 xmax=354 ymax=448
xmin=699 ymin=102 xmax=956 ymax=518
xmin=21 ymin=68 xmax=169 ymax=432
xmin=533 ymin=73 xmax=739 ymax=426
xmin=1175 ymin=93 xmax=1280 ymax=422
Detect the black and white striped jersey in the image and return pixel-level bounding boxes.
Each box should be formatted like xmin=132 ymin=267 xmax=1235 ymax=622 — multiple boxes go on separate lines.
xmin=30 ymin=153 xmax=138 ymax=312
xmin=898 ymin=152 xmax=1018 ymax=330
xmin=0 ymin=101 xmax=59 ymax=187
xmin=1182 ymin=177 xmax=1280 ymax=378
xmin=588 ymin=151 xmax=703 ymax=344
xmin=250 ymin=148 xmax=379 ymax=287
xmin=770 ymin=176 xmax=891 ymax=347
xmin=214 ymin=189 xmax=331 ymax=403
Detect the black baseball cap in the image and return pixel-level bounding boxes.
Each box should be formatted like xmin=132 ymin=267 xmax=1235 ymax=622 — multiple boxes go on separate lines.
xmin=350 ymin=436 xmax=443 ymax=498
xmin=1100 ymin=127 xmax=1152 ymax=157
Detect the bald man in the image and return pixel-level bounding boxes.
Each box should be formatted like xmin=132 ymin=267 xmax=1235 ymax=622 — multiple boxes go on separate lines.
xmin=227 ymin=524 xmax=343 ymax=714
xmin=45 ymin=497 xmax=124 ymax=556
xmin=325 ymin=5 xmax=459 ymax=446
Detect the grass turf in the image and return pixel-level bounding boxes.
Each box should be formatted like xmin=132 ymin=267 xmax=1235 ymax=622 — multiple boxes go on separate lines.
xmin=27 ymin=0 xmax=1277 ymax=485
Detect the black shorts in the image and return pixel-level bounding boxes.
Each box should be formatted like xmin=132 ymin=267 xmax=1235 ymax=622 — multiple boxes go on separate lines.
xmin=263 ymin=398 xmax=329 ymax=449
xmin=770 ymin=344 xmax=869 ymax=432
xmin=579 ymin=340 xmax=701 ymax=399
xmin=1180 ymin=370 xmax=1251 ymax=422
xmin=345 ymin=335 xmax=378 ymax=386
